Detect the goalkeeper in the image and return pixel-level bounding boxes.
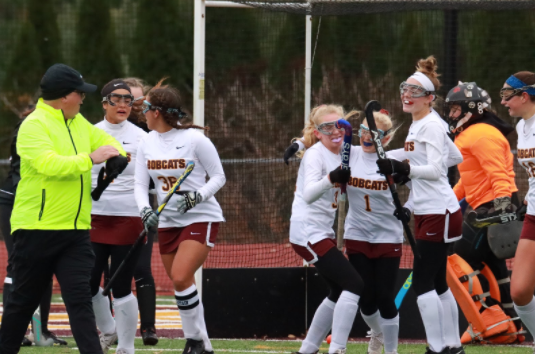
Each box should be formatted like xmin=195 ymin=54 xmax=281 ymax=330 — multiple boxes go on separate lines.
xmin=445 ymin=81 xmax=520 ymax=322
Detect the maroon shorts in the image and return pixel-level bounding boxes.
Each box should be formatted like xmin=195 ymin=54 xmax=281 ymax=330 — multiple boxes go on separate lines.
xmin=90 ymin=215 xmax=143 ymax=245
xmin=158 ymin=222 xmax=220 ymax=254
xmin=520 ymin=215 xmax=535 ymax=241
xmin=414 ymin=209 xmax=463 ymax=243
xmin=291 ymin=238 xmax=336 ymax=264
xmin=345 ymin=240 xmax=402 ymax=258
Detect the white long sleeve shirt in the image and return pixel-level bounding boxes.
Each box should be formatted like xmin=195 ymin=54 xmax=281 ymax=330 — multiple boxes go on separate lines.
xmin=134 ymin=128 xmax=225 ymax=227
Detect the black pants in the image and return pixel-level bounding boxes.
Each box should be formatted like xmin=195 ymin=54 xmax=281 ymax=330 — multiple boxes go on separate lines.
xmin=315 ymin=247 xmax=364 ymax=302
xmin=412 ymin=240 xmax=450 ymax=296
xmin=0 ymin=203 xmax=53 ymax=333
xmin=0 ymin=229 xmax=101 ymax=354
xmin=91 ymin=242 xmax=141 ymax=299
xmin=133 ymin=228 xmax=156 ymax=328
xmin=348 ymin=254 xmax=400 ymax=319
xmin=453 ymin=221 xmax=513 ymax=305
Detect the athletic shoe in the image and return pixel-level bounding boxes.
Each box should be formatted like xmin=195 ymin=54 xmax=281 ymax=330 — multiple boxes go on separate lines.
xmin=21 ymin=337 xmax=32 ymax=347
xmin=448 ymin=347 xmax=464 ymax=354
xmin=326 ymin=349 xmax=346 ymax=354
xmin=99 ymin=331 xmax=118 ymax=354
xmin=385 ymin=352 xmax=398 ymax=354
xmin=141 ymin=326 xmax=159 ymax=346
xmin=183 ymin=338 xmax=205 ymax=354
xmin=42 ymin=331 xmax=67 ymax=346
xmin=424 ymin=347 xmax=450 ymax=354
xmin=116 ymin=348 xmax=130 ymax=354
xmin=366 ymin=330 xmax=384 ymax=354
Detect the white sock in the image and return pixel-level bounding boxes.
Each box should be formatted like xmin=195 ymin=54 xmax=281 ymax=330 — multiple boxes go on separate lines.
xmin=114 ymin=293 xmax=138 ymax=354
xmin=514 ymin=296 xmax=535 ymax=338
xmin=438 ymin=289 xmax=461 ymax=348
xmin=381 ymin=315 xmax=399 ymax=353
xmin=330 ymin=291 xmax=360 ymax=353
xmin=176 ymin=285 xmax=202 ymax=340
xmin=92 ymin=287 xmax=116 ymax=335
xmin=417 ymin=290 xmax=445 ymax=353
xmin=197 ymin=300 xmax=213 ymax=351
xmin=362 ymin=310 xmax=382 ymax=334
xmin=300 ymin=298 xmax=336 ymax=353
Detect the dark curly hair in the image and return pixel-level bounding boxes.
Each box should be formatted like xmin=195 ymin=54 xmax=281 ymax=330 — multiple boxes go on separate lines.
xmin=147 ymin=78 xmax=207 ymax=131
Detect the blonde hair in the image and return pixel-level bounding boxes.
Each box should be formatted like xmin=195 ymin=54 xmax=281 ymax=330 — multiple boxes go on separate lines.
xmin=121 ymin=77 xmax=150 ymax=95
xmin=416 ymin=55 xmax=441 ymax=91
xmin=293 ymin=104 xmax=344 ymax=157
xmin=361 ymin=110 xmax=397 ymax=147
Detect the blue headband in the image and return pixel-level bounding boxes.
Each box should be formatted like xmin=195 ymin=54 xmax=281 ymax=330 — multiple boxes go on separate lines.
xmin=506 ymin=75 xmax=535 ymax=95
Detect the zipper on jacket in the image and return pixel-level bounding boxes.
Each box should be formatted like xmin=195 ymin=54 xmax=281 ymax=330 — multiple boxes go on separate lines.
xmin=39 ymin=189 xmax=46 ymax=220
xmin=65 ymin=116 xmax=83 ymax=230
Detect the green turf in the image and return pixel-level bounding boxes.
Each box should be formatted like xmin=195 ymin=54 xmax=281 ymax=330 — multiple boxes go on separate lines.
xmin=16 ymin=338 xmax=533 ymax=354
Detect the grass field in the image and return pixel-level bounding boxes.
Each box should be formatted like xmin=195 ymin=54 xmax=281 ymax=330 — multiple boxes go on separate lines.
xmin=14 ymin=338 xmax=534 ymax=354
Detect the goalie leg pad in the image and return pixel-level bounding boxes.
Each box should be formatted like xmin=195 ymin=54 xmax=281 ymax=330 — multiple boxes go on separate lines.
xmin=487 ymin=220 xmax=522 ymax=259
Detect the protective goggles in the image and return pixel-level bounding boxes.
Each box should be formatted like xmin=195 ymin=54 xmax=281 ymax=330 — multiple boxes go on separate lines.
xmin=102 ymin=93 xmax=134 ymax=107
xmin=499 ymin=86 xmax=535 ymax=101
xmin=142 ymin=100 xmax=188 ymax=118
xmin=358 ymin=124 xmax=390 ymax=139
xmin=399 ymin=81 xmax=433 ymax=98
xmin=315 ymin=120 xmax=344 ymax=135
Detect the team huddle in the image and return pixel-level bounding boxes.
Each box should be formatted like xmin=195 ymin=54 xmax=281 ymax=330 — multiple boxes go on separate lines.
xmin=1 ymin=55 xmax=535 ymax=354
xmin=285 ymin=56 xmax=535 ymax=354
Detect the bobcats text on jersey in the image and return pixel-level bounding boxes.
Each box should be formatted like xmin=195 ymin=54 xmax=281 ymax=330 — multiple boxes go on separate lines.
xmin=147 ymin=158 xmax=186 ymax=170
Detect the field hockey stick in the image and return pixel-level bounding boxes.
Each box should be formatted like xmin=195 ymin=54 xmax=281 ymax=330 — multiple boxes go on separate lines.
xmin=394 ymin=199 xmax=467 ymax=308
xmin=335 ymin=119 xmax=353 ymax=250
xmin=364 ymin=100 xmax=420 ymax=259
xmin=102 ymin=161 xmax=195 ymax=296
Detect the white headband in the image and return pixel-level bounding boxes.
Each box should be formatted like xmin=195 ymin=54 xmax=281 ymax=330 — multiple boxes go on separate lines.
xmin=409 ymin=72 xmax=435 ymax=92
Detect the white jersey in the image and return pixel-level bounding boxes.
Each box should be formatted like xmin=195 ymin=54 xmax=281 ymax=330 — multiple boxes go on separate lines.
xmin=289 ymin=160 xmax=308 ymax=246
xmin=91 ymin=118 xmax=147 ymax=216
xmin=516 ymin=114 xmax=535 ymax=215
xmin=344 ymin=146 xmax=405 ymax=244
xmin=134 ymin=128 xmax=225 ymax=228
xmin=301 ymin=142 xmax=341 ymax=245
xmin=405 ymin=110 xmax=460 ymax=215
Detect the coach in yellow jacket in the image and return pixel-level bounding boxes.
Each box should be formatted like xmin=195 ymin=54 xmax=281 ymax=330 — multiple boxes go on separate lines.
xmin=0 ymin=63 xmax=126 ymax=354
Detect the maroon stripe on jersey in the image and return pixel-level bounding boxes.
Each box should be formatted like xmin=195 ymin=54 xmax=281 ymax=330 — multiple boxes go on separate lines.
xmin=291 ymin=238 xmax=336 ymax=263
xmin=345 ymin=240 xmax=402 ymax=258
xmin=90 ymin=215 xmax=143 ymax=245
xmin=414 ymin=209 xmax=462 ymax=243
xmin=158 ymin=222 xmax=220 ymax=254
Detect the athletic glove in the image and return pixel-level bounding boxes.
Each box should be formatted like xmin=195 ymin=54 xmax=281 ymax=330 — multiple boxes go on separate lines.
xmin=284 ymin=142 xmax=300 ymax=165
xmin=176 ymin=191 xmax=203 ymax=215
xmin=517 ymin=203 xmax=527 ymax=222
xmin=329 ymin=166 xmax=351 ymax=184
xmin=393 ymin=172 xmax=411 ymax=185
xmin=393 ymin=207 xmax=411 ymax=222
xmin=140 ymin=206 xmax=159 ymax=232
xmin=91 ymin=155 xmax=129 ymax=201
xmin=376 ymin=158 xmax=410 ymax=176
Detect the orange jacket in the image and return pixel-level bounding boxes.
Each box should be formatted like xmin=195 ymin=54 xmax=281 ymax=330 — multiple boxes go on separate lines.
xmin=453 ymin=123 xmax=517 ymax=209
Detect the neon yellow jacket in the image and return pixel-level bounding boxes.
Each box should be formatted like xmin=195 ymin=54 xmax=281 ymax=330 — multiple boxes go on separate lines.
xmin=11 ymin=99 xmax=125 ymax=232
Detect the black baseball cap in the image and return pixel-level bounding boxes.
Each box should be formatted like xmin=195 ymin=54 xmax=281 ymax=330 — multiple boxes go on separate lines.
xmin=40 ymin=63 xmax=97 ymax=100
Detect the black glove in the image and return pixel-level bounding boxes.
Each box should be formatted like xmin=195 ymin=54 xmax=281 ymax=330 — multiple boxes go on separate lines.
xmin=329 ymin=166 xmax=351 ymax=184
xmin=393 ymin=172 xmax=411 ymax=185
xmin=284 ymin=142 xmax=300 ymax=165
xmin=91 ymin=155 xmax=129 ymax=201
xmin=516 ymin=203 xmax=527 ymax=222
xmin=393 ymin=207 xmax=411 ymax=222
xmin=105 ymin=155 xmax=128 ymax=178
xmin=376 ymin=158 xmax=410 ymax=176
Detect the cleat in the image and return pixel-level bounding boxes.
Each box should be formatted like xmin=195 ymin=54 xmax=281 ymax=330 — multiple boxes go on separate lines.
xmin=116 ymin=349 xmax=130 ymax=354
xmin=99 ymin=331 xmax=118 ymax=354
xmin=366 ymin=330 xmax=384 ymax=354
xmin=141 ymin=326 xmax=159 ymax=346
xmin=327 ymin=349 xmax=346 ymax=354
xmin=42 ymin=331 xmax=67 ymax=346
xmin=21 ymin=336 xmax=32 ymax=347
xmin=425 ymin=347 xmax=450 ymax=354
xmin=449 ymin=347 xmax=465 ymax=354
xmin=183 ymin=338 xmax=205 ymax=354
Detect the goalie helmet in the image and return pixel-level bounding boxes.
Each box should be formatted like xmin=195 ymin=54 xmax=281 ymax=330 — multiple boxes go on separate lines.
xmin=445 ymin=82 xmax=492 ymax=135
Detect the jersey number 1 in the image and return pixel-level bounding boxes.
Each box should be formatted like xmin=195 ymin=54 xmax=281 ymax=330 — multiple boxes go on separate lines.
xmin=364 ymin=195 xmax=372 ymax=212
